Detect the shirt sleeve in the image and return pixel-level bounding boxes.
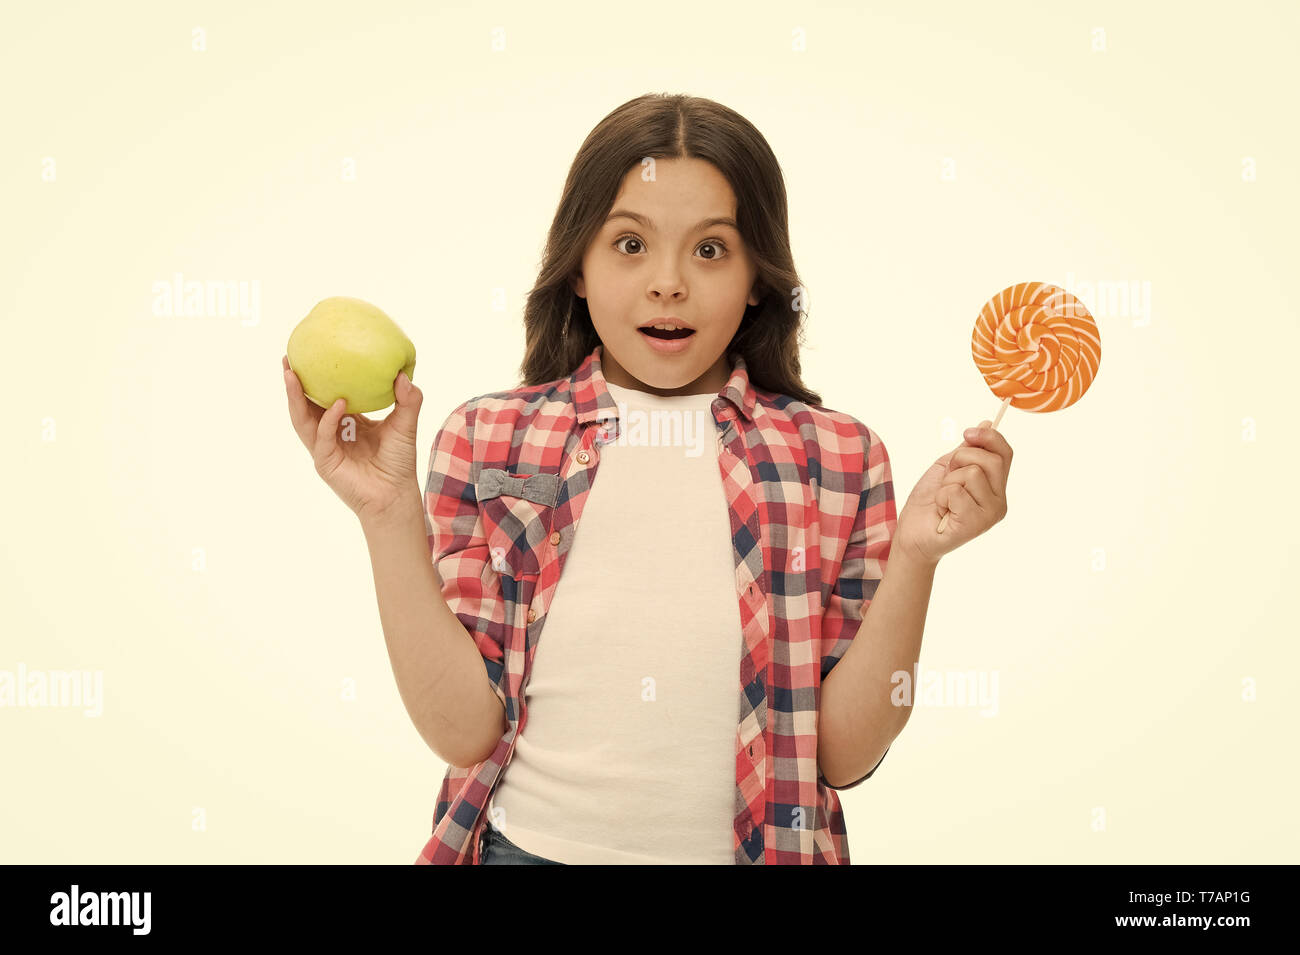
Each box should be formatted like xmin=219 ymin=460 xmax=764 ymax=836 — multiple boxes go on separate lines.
xmin=423 ymin=397 xmax=509 ymax=713
xmin=817 ymin=421 xmax=898 ymax=791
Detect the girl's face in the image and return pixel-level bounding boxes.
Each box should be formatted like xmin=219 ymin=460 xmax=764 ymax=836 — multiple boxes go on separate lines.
xmin=572 ymin=157 xmax=761 ymax=397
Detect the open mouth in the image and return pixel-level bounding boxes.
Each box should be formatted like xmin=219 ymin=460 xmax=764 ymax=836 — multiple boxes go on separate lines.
xmin=639 ymin=327 xmax=695 ymax=340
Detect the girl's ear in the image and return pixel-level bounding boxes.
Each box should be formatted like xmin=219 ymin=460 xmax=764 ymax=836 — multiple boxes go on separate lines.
xmin=572 ymin=272 xmax=585 ymax=298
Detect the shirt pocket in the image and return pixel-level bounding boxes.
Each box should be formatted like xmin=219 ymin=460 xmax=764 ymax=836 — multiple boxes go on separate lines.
xmin=474 ymin=467 xmax=560 ymax=581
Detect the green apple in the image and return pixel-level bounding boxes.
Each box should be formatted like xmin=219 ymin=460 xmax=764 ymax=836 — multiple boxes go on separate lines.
xmin=287 ymin=297 xmax=416 ymax=413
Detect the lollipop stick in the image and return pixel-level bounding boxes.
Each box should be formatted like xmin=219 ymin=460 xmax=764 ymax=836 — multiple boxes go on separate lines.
xmin=988 ymin=397 xmax=1011 ymax=431
xmin=936 ymin=396 xmax=1011 ymax=533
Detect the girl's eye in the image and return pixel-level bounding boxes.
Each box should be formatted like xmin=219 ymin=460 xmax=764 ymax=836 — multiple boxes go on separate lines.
xmin=612 ymin=234 xmax=728 ymax=260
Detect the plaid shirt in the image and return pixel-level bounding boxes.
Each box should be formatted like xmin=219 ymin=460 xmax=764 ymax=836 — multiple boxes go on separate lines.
xmin=415 ymin=343 xmax=896 ymax=864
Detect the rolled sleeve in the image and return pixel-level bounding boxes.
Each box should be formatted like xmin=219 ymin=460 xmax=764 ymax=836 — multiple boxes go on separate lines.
xmin=819 ymin=746 xmax=890 ymax=791
xmin=424 ymin=398 xmax=509 ymax=711
xmin=818 ymin=421 xmax=898 ymax=787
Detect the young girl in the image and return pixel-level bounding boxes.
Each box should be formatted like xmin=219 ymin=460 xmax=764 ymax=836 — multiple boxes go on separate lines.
xmin=283 ymin=93 xmax=1013 ymax=865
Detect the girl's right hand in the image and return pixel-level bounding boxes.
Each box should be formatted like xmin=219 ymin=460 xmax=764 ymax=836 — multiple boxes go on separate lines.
xmin=283 ymin=354 xmax=425 ymax=526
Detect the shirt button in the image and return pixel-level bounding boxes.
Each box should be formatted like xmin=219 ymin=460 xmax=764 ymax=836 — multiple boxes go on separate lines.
xmin=549 ymin=531 xmax=561 ymax=546
xmin=576 ymin=450 xmax=590 ymax=464
xmin=527 ymin=609 xmax=537 ymax=623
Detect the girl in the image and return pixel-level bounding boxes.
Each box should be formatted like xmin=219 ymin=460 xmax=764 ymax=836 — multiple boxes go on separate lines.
xmin=283 ymin=93 xmax=1013 ymax=865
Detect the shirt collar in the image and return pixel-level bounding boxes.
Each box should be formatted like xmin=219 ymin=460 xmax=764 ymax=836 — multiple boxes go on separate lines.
xmin=571 ymin=343 xmax=757 ymax=426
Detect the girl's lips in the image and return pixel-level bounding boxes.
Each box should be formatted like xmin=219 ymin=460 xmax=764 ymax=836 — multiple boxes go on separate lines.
xmin=637 ymin=326 xmax=696 ymax=354
xmin=637 ymin=319 xmax=696 ymax=333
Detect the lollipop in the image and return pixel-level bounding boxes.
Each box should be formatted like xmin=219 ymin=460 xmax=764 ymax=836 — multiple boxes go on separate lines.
xmin=937 ymin=281 xmax=1100 ymax=533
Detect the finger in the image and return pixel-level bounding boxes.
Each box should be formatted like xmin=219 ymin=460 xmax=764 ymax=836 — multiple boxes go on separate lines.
xmin=936 ymin=483 xmax=979 ymax=525
xmin=935 ymin=445 xmax=961 ymax=472
xmin=939 ymin=462 xmax=997 ymax=513
xmin=962 ymin=420 xmax=1014 ymax=467
xmin=940 ymin=425 xmax=980 ymax=471
xmin=313 ymin=397 xmax=349 ymax=472
xmin=945 ymin=446 xmax=1006 ymax=498
xmin=949 ymin=462 xmax=997 ymax=511
xmin=284 ymin=364 xmax=324 ymax=450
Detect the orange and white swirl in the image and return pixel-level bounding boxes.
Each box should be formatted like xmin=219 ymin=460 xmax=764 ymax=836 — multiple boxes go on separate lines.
xmin=971 ymin=282 xmax=1100 ymax=412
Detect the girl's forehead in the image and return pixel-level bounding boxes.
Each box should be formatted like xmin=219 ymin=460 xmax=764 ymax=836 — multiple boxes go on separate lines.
xmin=610 ymin=168 xmax=738 ymax=225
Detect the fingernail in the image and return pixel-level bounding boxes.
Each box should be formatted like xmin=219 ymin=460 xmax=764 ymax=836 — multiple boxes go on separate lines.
xmin=964 ymin=427 xmax=978 ymax=439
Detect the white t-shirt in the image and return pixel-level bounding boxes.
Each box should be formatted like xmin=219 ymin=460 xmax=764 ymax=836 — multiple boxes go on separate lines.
xmin=486 ymin=380 xmax=744 ymax=863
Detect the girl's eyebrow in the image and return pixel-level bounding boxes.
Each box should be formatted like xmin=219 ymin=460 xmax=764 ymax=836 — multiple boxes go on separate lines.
xmin=606 ymin=208 xmax=740 ymax=234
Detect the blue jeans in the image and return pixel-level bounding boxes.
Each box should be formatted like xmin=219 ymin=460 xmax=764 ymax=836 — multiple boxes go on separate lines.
xmin=480 ymin=825 xmax=565 ymax=865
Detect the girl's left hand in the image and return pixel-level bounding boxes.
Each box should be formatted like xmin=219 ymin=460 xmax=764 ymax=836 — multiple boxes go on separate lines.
xmin=894 ymin=419 xmax=1013 ymax=566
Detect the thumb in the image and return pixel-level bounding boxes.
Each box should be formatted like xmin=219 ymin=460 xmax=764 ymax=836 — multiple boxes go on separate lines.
xmin=387 ymin=371 xmax=423 ymax=437
xmin=947 ymin=419 xmax=993 ymax=466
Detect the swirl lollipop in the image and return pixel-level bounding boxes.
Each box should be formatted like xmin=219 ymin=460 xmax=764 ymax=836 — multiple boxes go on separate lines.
xmin=937 ymin=281 xmax=1101 ymax=532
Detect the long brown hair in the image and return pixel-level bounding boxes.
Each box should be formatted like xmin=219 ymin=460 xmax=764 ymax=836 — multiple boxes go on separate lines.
xmin=518 ymin=92 xmax=823 ymax=407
